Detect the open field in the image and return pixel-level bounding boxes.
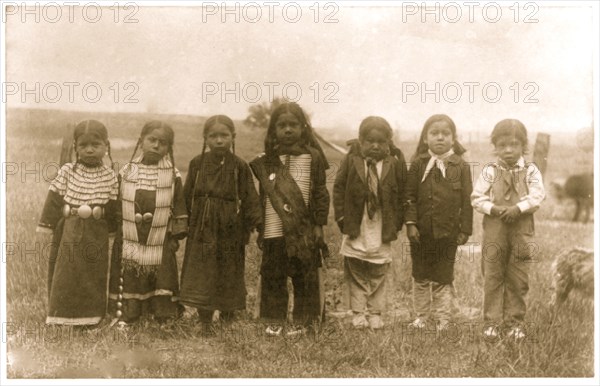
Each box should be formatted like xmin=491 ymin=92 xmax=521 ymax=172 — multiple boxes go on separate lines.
xmin=4 ymin=107 xmax=595 ymax=378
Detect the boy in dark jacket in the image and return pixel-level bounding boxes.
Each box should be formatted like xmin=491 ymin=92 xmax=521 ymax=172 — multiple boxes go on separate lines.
xmin=334 ymin=116 xmax=407 ymax=329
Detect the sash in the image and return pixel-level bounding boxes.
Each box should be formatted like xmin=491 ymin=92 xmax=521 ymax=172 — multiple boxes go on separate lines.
xmin=250 ymin=154 xmax=316 ymax=263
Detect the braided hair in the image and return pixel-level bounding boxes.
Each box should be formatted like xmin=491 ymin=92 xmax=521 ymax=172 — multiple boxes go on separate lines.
xmin=127 ymin=120 xmax=176 ymax=181
xmin=72 ymin=120 xmax=112 ymax=172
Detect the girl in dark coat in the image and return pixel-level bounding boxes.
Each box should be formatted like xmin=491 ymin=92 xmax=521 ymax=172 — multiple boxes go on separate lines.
xmin=180 ymin=115 xmax=262 ymax=324
xmin=405 ymin=114 xmax=473 ymax=332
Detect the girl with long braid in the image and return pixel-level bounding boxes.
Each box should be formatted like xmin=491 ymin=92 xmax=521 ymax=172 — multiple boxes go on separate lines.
xmin=179 ymin=115 xmax=262 ymax=327
xmin=37 ymin=120 xmax=119 ymax=326
xmin=109 ymin=121 xmax=188 ymax=324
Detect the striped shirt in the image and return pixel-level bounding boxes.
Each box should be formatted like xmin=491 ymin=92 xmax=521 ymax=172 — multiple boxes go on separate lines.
xmin=264 ymin=154 xmax=312 ymax=239
xmin=50 ymin=163 xmax=118 ymax=206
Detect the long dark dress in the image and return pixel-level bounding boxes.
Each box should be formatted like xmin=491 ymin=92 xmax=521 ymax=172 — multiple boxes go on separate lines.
xmin=37 ymin=163 xmax=119 ymax=325
xmin=108 ymin=166 xmax=188 ymax=323
xmin=180 ymin=151 xmax=261 ymax=314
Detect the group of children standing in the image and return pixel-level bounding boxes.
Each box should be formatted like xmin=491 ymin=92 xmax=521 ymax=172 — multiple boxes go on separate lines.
xmin=37 ymin=102 xmax=545 ymax=340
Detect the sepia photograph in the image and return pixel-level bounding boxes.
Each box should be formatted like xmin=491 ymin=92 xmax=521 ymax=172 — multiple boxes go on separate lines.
xmin=1 ymin=0 xmax=598 ymax=383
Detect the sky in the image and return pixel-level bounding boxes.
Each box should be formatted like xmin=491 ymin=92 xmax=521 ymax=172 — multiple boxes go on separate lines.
xmin=4 ymin=1 xmax=597 ymax=137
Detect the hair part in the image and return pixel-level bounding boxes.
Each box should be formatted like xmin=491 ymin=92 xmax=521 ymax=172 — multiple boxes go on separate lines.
xmin=203 ymin=115 xmax=236 ymax=137
xmin=72 ymin=120 xmax=112 ymax=170
xmin=491 ymin=118 xmax=528 ymax=150
xmin=127 ymin=120 xmax=177 ymax=181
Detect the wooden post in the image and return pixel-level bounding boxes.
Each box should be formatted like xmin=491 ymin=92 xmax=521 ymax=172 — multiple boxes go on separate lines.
xmin=59 ymin=124 xmax=74 ymax=167
xmin=533 ymin=132 xmax=550 ymax=177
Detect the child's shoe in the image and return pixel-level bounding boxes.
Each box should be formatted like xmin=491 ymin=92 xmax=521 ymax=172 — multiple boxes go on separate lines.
xmin=507 ymin=326 xmax=526 ymax=341
xmin=483 ymin=326 xmax=499 ymax=340
xmin=436 ymin=320 xmax=450 ymax=332
xmin=408 ymin=317 xmax=427 ymax=329
xmin=285 ymin=325 xmax=306 ymax=338
xmin=352 ymin=313 xmax=369 ymax=329
xmin=265 ymin=324 xmax=283 ymax=337
xmin=368 ymin=314 xmax=384 ymax=330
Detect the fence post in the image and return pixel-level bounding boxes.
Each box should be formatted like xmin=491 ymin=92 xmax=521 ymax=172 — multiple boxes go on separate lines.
xmin=533 ymin=132 xmax=550 ymax=177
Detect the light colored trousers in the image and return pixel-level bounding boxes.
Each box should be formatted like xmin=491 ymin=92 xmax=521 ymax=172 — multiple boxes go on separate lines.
xmin=481 ymin=215 xmax=534 ymax=327
xmin=344 ymin=256 xmax=390 ymax=314
xmin=412 ymin=279 xmax=453 ymax=322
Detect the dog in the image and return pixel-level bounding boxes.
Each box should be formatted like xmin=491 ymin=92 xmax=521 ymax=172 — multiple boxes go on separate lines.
xmin=550 ymin=173 xmax=594 ymax=222
xmin=549 ymin=247 xmax=594 ymax=308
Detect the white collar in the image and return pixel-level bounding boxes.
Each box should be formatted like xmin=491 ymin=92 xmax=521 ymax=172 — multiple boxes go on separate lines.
xmin=428 ymin=148 xmax=454 ymax=160
xmin=422 ymin=149 xmax=454 ymax=182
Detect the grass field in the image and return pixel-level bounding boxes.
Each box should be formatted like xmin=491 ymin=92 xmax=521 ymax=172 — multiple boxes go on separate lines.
xmin=4 ymin=107 xmax=596 ymax=378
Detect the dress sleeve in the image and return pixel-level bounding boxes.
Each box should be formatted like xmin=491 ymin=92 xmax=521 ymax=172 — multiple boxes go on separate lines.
xmin=183 ymin=158 xmax=197 ymax=217
xmin=404 ymin=158 xmax=421 ymax=225
xmin=171 ymin=175 xmax=189 ymax=240
xmin=240 ymin=160 xmax=262 ymax=232
xmin=37 ymin=190 xmax=64 ymax=233
xmin=460 ymin=161 xmax=474 ymax=236
xmin=333 ymin=154 xmax=350 ymax=224
xmin=395 ymin=152 xmax=408 ymax=231
xmin=311 ymin=153 xmax=330 ymax=226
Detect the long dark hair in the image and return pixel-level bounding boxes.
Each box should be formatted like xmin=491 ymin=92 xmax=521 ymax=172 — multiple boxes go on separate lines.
xmin=412 ymin=114 xmax=466 ymax=161
xmin=264 ymin=102 xmax=328 ymax=167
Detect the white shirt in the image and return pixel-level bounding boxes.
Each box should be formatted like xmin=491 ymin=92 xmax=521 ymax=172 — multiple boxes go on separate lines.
xmin=339 ymin=159 xmax=391 ymax=264
xmin=471 ymin=157 xmax=546 ymax=215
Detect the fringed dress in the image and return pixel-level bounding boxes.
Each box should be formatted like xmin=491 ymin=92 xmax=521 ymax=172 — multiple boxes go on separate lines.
xmin=37 ymin=162 xmax=119 ymax=325
xmin=109 ymin=155 xmax=188 ymax=323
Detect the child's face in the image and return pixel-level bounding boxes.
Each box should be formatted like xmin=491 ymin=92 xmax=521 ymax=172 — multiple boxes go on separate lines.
xmin=205 ymin=123 xmax=233 ymax=155
xmin=76 ymin=132 xmax=107 ymax=166
xmin=494 ymin=134 xmax=524 ymax=166
xmin=425 ymin=120 xmax=454 ymax=155
xmin=360 ymin=128 xmax=389 ymax=160
xmin=141 ymin=128 xmax=170 ymax=164
xmin=275 ymin=112 xmax=302 ymax=146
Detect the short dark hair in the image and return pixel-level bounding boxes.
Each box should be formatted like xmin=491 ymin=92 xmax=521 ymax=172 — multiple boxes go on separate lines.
xmin=491 ymin=119 xmax=528 ymax=149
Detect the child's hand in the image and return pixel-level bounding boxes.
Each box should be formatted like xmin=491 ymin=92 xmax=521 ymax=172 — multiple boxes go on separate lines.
xmin=336 ymin=217 xmax=344 ymax=233
xmin=170 ymin=239 xmax=180 ymax=252
xmin=407 ymin=224 xmax=420 ymax=244
xmin=313 ymin=225 xmax=324 ymax=245
xmin=257 ymin=232 xmax=264 ymax=250
xmin=491 ymin=205 xmax=508 ymax=217
xmin=456 ymin=232 xmax=469 ymax=245
xmin=499 ymin=205 xmax=521 ymax=223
